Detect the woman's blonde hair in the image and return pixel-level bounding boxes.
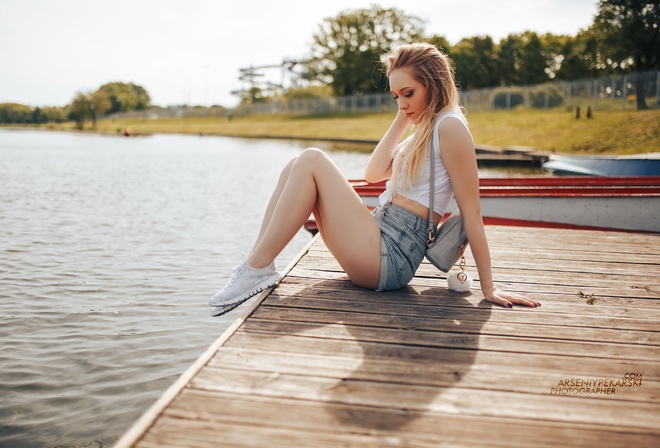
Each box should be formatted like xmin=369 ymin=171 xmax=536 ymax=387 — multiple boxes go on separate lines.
xmin=386 ymin=42 xmax=461 ymax=189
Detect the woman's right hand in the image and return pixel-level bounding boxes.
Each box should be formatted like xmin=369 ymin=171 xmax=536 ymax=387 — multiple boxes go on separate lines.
xmin=365 ymin=111 xmax=409 ymax=182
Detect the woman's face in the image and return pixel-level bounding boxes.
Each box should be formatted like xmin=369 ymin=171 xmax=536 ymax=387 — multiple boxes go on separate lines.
xmin=389 ymin=66 xmax=428 ymax=124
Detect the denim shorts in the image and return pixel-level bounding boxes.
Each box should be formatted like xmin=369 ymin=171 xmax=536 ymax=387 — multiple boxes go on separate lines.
xmin=372 ymin=202 xmax=430 ymax=291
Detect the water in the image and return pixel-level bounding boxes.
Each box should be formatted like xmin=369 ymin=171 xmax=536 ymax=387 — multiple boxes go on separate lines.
xmin=0 ymin=129 xmax=372 ymax=448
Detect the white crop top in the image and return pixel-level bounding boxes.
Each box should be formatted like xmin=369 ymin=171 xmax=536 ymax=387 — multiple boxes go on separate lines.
xmin=378 ymin=111 xmax=473 ymax=216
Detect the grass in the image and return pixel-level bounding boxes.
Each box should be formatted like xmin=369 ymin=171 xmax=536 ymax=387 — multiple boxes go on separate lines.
xmin=465 ymin=109 xmax=659 ymax=155
xmin=34 ymin=108 xmax=660 ymax=155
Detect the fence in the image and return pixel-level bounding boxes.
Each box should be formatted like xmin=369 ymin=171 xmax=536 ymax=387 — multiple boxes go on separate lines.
xmin=233 ymin=70 xmax=659 ymax=116
xmin=461 ymin=70 xmax=659 ymax=112
xmin=106 ymin=70 xmax=659 ymax=121
xmin=103 ymin=105 xmax=229 ymax=121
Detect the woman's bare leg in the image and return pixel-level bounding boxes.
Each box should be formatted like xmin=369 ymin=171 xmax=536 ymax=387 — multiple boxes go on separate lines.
xmin=248 ymin=148 xmax=381 ymax=288
xmin=252 ymin=157 xmax=295 ymax=250
xmin=253 ymin=155 xmax=337 ymax=258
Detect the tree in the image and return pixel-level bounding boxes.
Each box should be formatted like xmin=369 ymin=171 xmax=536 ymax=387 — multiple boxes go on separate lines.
xmin=40 ymin=106 xmax=67 ymax=123
xmin=0 ymin=103 xmax=67 ymax=124
xmin=592 ymin=0 xmax=660 ymax=109
xmin=239 ymin=86 xmax=269 ymax=105
xmin=31 ymin=107 xmax=51 ymax=124
xmin=308 ymin=6 xmax=424 ymax=96
xmin=89 ymin=90 xmax=111 ymax=129
xmin=498 ymin=32 xmax=550 ymax=86
xmin=0 ymin=103 xmax=33 ymax=123
xmin=519 ymin=32 xmax=550 ymax=85
xmin=547 ymin=32 xmax=599 ymax=81
xmin=69 ymin=92 xmax=92 ymax=130
xmin=452 ymin=36 xmax=500 ymax=90
xmin=282 ymin=85 xmax=332 ymax=101
xmin=424 ymin=35 xmax=452 ymax=55
xmin=98 ymin=82 xmax=151 ymax=114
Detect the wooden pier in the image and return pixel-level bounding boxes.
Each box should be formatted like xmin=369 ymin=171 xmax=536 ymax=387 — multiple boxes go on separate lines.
xmin=116 ymin=226 xmax=659 ymax=447
xmin=474 ymin=144 xmax=549 ymax=167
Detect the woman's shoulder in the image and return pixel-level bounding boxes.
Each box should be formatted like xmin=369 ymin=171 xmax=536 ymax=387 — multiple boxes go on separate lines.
xmin=437 ymin=111 xmax=469 ymax=132
xmin=435 ymin=111 xmax=473 ymax=145
xmin=435 ymin=109 xmax=467 ymax=127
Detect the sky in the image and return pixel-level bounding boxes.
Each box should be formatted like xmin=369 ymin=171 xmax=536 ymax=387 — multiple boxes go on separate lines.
xmin=0 ymin=0 xmax=599 ymax=108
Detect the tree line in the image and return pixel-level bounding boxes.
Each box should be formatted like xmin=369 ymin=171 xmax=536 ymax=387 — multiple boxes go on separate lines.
xmin=0 ymin=82 xmax=151 ymax=129
xmin=247 ymin=0 xmax=659 ymax=110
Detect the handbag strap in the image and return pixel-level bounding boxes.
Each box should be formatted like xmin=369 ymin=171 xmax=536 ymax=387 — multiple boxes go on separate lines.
xmin=427 ymin=128 xmax=436 ymax=245
xmin=427 ymin=113 xmax=455 ymax=244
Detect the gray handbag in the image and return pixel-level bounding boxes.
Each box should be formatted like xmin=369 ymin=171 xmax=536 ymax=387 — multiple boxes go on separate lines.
xmin=425 ymin=141 xmax=468 ymax=273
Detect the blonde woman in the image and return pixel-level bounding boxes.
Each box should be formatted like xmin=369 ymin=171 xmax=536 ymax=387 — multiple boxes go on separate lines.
xmin=209 ymin=42 xmax=539 ymax=316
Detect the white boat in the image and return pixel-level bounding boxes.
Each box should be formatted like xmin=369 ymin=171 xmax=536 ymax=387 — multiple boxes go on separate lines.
xmin=543 ymin=154 xmax=660 ymax=176
xmin=305 ymin=177 xmax=660 ymax=234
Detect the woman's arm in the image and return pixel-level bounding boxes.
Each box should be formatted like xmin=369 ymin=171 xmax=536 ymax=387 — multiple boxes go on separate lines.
xmin=438 ymin=118 xmax=540 ymax=308
xmin=365 ymin=111 xmax=410 ymax=183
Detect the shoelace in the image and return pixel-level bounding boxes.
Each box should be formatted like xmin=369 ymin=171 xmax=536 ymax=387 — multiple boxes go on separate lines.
xmin=226 ymin=263 xmax=248 ymax=285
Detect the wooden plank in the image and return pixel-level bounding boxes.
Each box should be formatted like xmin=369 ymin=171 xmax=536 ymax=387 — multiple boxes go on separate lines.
xmin=274 ymin=279 xmax=660 ymax=309
xmin=258 ymin=295 xmax=660 ymax=335
xmin=302 ymin=244 xmax=660 ymax=269
xmin=139 ymin=414 xmax=426 ymax=448
xmin=287 ymin=264 xmax=660 ymax=290
xmin=286 ymin=268 xmax=652 ymax=298
xmin=307 ymin=229 xmax=660 ymax=250
xmin=218 ymin=331 xmax=659 ymax=379
xmin=301 ymin=249 xmax=660 ymax=275
xmin=209 ymin=346 xmax=660 ymax=401
xmin=277 ymin=275 xmax=660 ymax=304
xmin=156 ymin=389 xmax=657 ymax=448
xmin=228 ymin=322 xmax=659 ymax=361
xmin=308 ymin=227 xmax=660 ymax=256
xmin=272 ymin=280 xmax=660 ymax=313
xmin=191 ymin=367 xmax=660 ymax=431
xmin=247 ymin=308 xmax=659 ymax=346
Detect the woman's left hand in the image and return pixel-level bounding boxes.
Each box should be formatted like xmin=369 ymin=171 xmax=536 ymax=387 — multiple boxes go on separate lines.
xmin=484 ymin=287 xmax=541 ymax=308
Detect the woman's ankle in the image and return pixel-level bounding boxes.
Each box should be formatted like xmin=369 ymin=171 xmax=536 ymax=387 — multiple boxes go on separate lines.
xmin=247 ymin=255 xmax=272 ymax=270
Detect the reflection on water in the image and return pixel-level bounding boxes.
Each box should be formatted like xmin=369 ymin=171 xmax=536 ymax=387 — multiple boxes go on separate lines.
xmin=0 ymin=129 xmax=370 ymax=447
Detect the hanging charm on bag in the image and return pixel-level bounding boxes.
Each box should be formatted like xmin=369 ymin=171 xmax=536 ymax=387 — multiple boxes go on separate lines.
xmin=447 ymin=255 xmax=472 ymax=292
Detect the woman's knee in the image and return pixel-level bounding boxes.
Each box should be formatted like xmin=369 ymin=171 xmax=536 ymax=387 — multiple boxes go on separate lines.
xmin=293 ymin=147 xmax=328 ymax=171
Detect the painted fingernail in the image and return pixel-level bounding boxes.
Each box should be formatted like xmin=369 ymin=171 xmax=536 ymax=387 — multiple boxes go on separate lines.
xmin=507 ymin=303 xmax=513 ymax=308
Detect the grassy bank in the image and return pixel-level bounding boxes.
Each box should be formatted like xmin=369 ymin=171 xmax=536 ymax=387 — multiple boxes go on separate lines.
xmin=42 ymin=108 xmax=660 ymax=155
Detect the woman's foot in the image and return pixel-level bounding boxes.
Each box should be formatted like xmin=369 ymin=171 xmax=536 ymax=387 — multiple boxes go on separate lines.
xmin=208 ymin=254 xmax=280 ymax=308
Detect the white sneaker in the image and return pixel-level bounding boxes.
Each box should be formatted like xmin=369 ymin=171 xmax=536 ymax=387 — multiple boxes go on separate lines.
xmin=210 ymin=300 xmax=242 ymax=317
xmin=208 ymin=254 xmax=280 ymax=308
